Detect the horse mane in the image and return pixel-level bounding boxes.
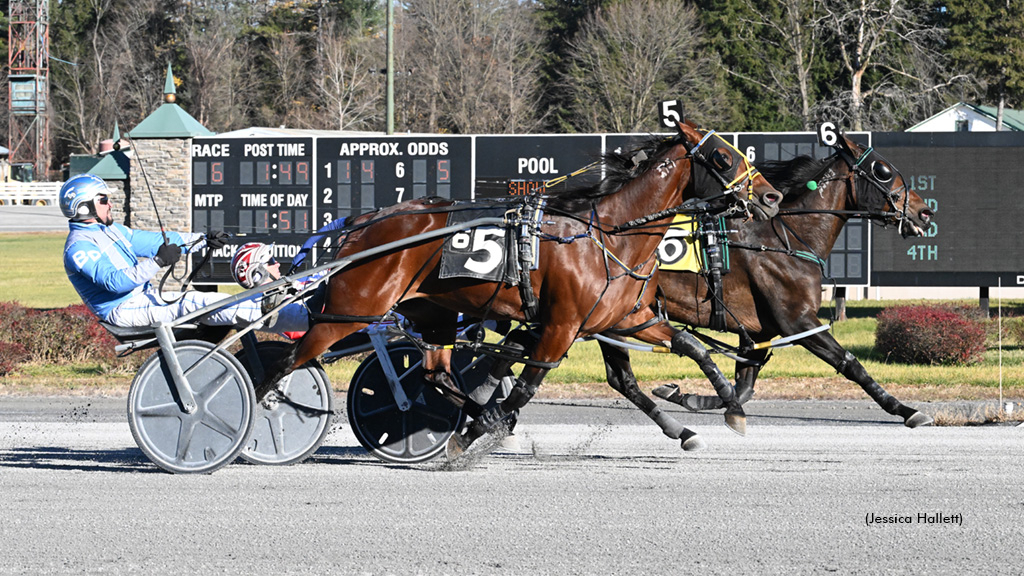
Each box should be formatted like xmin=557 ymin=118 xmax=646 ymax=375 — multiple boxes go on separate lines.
xmin=757 ymin=155 xmax=831 ymax=200
xmin=544 ymin=133 xmax=688 ymax=212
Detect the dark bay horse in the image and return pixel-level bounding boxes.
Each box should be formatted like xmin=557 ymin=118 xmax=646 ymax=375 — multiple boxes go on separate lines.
xmin=648 ymin=133 xmax=935 ymax=427
xmin=258 ymin=121 xmax=784 ymax=454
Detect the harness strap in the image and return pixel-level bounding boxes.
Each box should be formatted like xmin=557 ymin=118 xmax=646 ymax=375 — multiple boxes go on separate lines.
xmin=454 ymin=340 xmax=561 ymax=369
xmin=310 ymin=312 xmax=387 ymax=324
xmin=512 ymin=199 xmax=545 ymax=322
xmin=603 ymin=315 xmax=663 ymax=337
xmin=157 ymin=239 xmax=213 ymax=304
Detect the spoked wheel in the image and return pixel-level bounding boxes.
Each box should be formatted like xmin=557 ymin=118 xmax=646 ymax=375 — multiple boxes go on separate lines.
xmin=234 ymin=341 xmax=334 ymax=465
xmin=347 ymin=342 xmax=465 ymax=464
xmin=127 ymin=340 xmax=256 ymax=474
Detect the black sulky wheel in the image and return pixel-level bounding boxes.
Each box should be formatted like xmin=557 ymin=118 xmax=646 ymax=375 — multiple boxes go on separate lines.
xmin=127 ymin=340 xmax=256 ymax=474
xmin=347 ymin=341 xmax=466 ymax=464
xmin=234 ymin=341 xmax=334 ymax=466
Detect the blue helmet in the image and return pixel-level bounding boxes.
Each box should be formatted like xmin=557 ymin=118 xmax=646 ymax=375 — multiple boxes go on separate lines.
xmin=59 ymin=174 xmax=109 ymax=221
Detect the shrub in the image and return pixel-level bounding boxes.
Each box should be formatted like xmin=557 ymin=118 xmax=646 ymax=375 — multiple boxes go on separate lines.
xmin=0 ymin=301 xmax=31 ymax=329
xmin=875 ymin=305 xmax=986 ymax=365
xmin=0 ymin=302 xmax=143 ymax=373
xmin=0 ymin=341 xmax=30 ymax=376
xmin=13 ymin=304 xmax=120 ymax=364
xmin=1007 ymin=317 xmax=1024 ymax=346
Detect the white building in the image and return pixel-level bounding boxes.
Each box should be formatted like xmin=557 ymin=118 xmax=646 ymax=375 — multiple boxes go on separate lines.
xmin=907 ymin=102 xmax=1024 ymax=132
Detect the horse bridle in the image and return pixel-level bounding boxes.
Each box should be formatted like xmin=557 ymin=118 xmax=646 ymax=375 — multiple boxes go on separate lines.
xmin=834 ymin=145 xmax=915 ymax=234
xmin=687 ymin=129 xmax=762 ymax=217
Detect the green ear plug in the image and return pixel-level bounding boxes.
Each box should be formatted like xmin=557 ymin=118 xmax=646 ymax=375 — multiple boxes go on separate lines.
xmin=806 ymin=181 xmax=818 ymax=191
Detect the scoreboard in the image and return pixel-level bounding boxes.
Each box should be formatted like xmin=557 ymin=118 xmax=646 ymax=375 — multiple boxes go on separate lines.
xmin=191 ymin=137 xmax=315 ymax=281
xmin=871 ymin=131 xmax=1024 ymax=287
xmin=315 ymin=136 xmax=472 ymax=226
xmin=190 ymin=130 xmax=1024 ymax=288
xmin=191 ymin=135 xmax=471 ymax=282
xmin=474 ymin=135 xmax=602 ymax=198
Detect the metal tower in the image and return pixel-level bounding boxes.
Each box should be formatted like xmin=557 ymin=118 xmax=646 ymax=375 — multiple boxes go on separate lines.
xmin=7 ymin=0 xmax=51 ymax=180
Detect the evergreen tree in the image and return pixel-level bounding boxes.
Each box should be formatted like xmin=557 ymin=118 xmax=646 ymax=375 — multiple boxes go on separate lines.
xmin=944 ymin=0 xmax=1024 ymax=124
xmin=693 ymin=0 xmax=809 ymax=131
xmin=534 ymin=0 xmax=614 ymax=131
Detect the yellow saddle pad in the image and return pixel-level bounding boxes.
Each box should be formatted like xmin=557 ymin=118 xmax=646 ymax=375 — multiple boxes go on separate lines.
xmin=657 ymin=215 xmax=703 ymax=272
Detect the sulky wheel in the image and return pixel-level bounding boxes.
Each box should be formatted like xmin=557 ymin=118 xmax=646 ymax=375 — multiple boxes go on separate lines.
xmin=127 ymin=340 xmax=256 ymax=474
xmin=347 ymin=341 xmax=466 ymax=464
xmin=234 ymin=341 xmax=334 ymax=465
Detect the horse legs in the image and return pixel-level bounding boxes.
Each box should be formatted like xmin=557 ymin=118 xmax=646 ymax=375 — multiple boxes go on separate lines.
xmin=655 ymin=348 xmax=767 ymax=412
xmin=799 ymin=332 xmax=932 ymax=428
xmin=258 ymin=321 xmax=364 ymax=401
xmin=626 ymin=321 xmax=746 ymax=435
xmin=598 ymin=339 xmax=706 ymax=451
xmin=664 ymin=325 xmax=933 ymax=428
xmin=446 ymin=365 xmax=547 ymax=457
xmin=446 ymin=325 xmax=576 ymax=457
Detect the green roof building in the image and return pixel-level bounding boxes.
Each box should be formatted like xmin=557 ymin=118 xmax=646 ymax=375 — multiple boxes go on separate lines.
xmin=129 ymin=63 xmax=214 ymax=138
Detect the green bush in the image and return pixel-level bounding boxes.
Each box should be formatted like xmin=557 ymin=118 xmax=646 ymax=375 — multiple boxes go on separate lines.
xmin=1006 ymin=317 xmax=1024 ymax=346
xmin=875 ymin=305 xmax=986 ymax=365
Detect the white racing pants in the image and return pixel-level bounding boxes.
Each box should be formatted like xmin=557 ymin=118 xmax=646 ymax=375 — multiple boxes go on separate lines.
xmin=106 ymin=288 xmax=309 ymax=334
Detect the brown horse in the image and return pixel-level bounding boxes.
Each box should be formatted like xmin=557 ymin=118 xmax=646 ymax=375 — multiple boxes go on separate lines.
xmin=258 ymin=121 xmax=784 ymax=454
xmin=647 ymin=133 xmax=935 ymax=427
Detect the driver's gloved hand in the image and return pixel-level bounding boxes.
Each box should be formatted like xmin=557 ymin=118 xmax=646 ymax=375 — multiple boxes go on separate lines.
xmin=154 ymin=243 xmax=182 ymax=267
xmin=206 ymin=230 xmax=230 ymax=249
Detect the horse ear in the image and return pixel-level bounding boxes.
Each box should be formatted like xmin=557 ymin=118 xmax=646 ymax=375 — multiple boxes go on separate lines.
xmin=676 ymin=120 xmax=700 ymax=143
xmin=837 ymin=133 xmax=858 ymax=155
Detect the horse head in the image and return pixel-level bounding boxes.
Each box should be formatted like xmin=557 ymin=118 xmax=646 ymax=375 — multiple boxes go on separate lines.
xmin=834 ymin=134 xmax=934 ymax=238
xmin=678 ymin=121 xmax=783 ymax=221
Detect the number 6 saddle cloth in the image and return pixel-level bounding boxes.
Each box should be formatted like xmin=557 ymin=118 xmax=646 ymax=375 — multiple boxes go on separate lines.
xmin=658 ymin=215 xmax=730 ymax=274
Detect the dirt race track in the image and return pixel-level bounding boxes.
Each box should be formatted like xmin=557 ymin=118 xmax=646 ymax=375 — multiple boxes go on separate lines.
xmin=1 ymin=396 xmax=1022 ymax=575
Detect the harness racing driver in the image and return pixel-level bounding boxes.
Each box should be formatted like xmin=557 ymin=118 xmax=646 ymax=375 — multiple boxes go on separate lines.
xmin=61 ymin=173 xmax=306 ymax=333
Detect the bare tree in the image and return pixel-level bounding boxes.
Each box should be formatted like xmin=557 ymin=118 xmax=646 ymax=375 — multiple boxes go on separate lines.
xmin=732 ymin=0 xmax=829 ymax=130
xmin=401 ymin=0 xmax=450 ymax=132
xmin=491 ymin=1 xmax=549 ymax=133
xmin=181 ymin=2 xmax=256 ymax=131
xmin=265 ymin=33 xmax=316 ymax=128
xmin=101 ymin=0 xmax=179 ymax=125
xmin=563 ymin=0 xmax=727 ymax=133
xmin=819 ymin=0 xmax=969 ymax=130
xmin=51 ymin=0 xmax=118 ymax=155
xmin=402 ymin=0 xmax=545 ymax=134
xmin=312 ymin=18 xmax=384 ymax=131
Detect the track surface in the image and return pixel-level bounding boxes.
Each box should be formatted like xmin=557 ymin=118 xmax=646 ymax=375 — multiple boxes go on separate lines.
xmin=1 ymin=396 xmax=1021 ymax=575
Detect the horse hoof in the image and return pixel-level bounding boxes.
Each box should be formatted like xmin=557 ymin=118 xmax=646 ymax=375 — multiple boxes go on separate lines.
xmin=680 ymin=433 xmax=707 ymax=451
xmin=724 ymin=412 xmax=747 ymax=437
xmin=445 ymin=434 xmax=467 ymax=461
xmin=904 ymin=411 xmax=933 ymax=428
xmin=652 ymin=383 xmax=681 ymax=402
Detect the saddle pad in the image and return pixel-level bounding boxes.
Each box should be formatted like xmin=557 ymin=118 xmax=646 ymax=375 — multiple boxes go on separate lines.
xmin=658 ymin=215 xmax=703 ymax=272
xmin=439 ymin=206 xmax=515 ymax=282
